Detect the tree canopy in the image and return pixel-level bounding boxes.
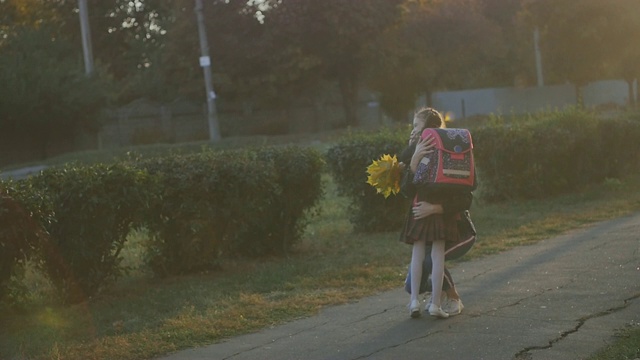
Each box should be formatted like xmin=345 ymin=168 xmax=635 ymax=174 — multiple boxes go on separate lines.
xmin=0 ymin=0 xmax=638 ymax=146
xmin=0 ymin=25 xmax=112 ymax=159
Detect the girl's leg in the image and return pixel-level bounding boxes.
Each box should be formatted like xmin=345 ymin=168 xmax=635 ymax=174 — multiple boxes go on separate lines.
xmin=410 ymin=239 xmax=426 ymax=302
xmin=429 ymin=239 xmax=449 ymax=318
xmin=409 ymin=240 xmax=426 ymax=316
xmin=426 ymin=266 xmax=453 ymax=305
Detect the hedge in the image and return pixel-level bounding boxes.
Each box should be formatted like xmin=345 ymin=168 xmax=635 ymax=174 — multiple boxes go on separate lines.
xmin=27 ymin=162 xmax=152 ymax=303
xmin=473 ymin=109 xmax=640 ymax=201
xmin=131 ymin=146 xmax=326 ymax=277
xmin=0 ymin=180 xmax=52 ymax=303
xmin=1 ymin=145 xmax=325 ymax=302
xmin=325 ymin=128 xmax=410 ymax=232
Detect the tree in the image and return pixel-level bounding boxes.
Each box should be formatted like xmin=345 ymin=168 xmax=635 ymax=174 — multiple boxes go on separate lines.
xmin=521 ymin=0 xmax=634 ymax=105
xmin=416 ymin=0 xmax=508 ymax=91
xmin=366 ymin=32 xmax=435 ymax=121
xmin=59 ymin=0 xmax=173 ymax=78
xmin=365 ymin=1 xmax=439 ymax=121
xmin=0 ymin=26 xmax=112 ymax=160
xmin=0 ymin=0 xmax=60 ymax=42
xmin=367 ymin=0 xmax=510 ymax=121
xmin=1 ymin=0 xmax=175 ymax=104
xmin=605 ymin=0 xmax=640 ymax=107
xmin=56 ymin=0 xmax=175 ymax=102
xmin=265 ymin=0 xmax=404 ymax=127
xmin=479 ymin=0 xmax=527 ymax=86
xmin=160 ymin=1 xmax=279 ymax=105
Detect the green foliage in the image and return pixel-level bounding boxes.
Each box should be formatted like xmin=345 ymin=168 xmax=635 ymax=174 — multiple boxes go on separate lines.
xmin=137 ymin=150 xmax=278 ymax=276
xmin=0 ymin=143 xmax=326 ymax=299
xmin=325 ymin=129 xmax=410 ymax=232
xmin=595 ymin=117 xmax=640 ymax=179
xmin=474 ymin=109 xmax=640 ymax=201
xmin=266 ymin=0 xmax=405 ymax=125
xmin=588 ymin=324 xmax=640 ymax=360
xmin=131 ymin=126 xmax=173 ymax=145
xmin=137 ymin=146 xmax=326 ymax=276
xmin=28 ymin=163 xmax=152 ymax=303
xmin=242 ymin=146 xmax=326 ymax=256
xmin=522 ymin=0 xmax=640 ymax=86
xmin=0 ymin=180 xmax=52 ymax=303
xmin=0 ymin=26 xmax=113 ymax=159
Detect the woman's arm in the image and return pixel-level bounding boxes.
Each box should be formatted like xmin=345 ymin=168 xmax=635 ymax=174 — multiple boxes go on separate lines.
xmin=412 ymin=192 xmax=473 ymax=219
xmin=410 ymin=136 xmax=435 ymax=173
xmin=412 ymin=201 xmax=443 ymax=219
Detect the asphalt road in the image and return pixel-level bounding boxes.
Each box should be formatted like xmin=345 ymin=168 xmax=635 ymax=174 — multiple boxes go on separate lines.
xmin=157 ymin=212 xmax=640 ymax=360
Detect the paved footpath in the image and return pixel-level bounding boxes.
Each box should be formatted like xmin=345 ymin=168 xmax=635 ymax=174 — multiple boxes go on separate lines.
xmin=158 ymin=212 xmax=640 ymax=360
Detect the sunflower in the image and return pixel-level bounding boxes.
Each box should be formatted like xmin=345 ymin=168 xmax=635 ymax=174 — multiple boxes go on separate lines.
xmin=366 ymin=154 xmax=401 ymax=198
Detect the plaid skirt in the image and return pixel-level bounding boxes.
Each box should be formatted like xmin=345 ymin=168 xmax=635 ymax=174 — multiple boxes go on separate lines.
xmin=399 ymin=208 xmax=461 ymax=245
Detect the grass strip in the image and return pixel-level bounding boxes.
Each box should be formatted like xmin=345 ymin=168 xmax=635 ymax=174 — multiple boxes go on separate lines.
xmin=1 ymin=175 xmax=639 ymax=360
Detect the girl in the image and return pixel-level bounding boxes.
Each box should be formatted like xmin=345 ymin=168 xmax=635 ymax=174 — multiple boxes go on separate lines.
xmin=399 ymin=107 xmax=474 ymax=318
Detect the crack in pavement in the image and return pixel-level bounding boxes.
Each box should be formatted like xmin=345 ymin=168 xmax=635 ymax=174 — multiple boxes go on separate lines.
xmin=220 ymin=319 xmax=332 ymax=360
xmin=350 ymin=330 xmax=445 ymax=360
xmin=352 ymin=307 xmax=392 ymax=324
xmin=469 ymin=276 xmax=580 ymax=318
xmin=468 ymin=288 xmax=548 ymax=318
xmin=470 ymin=267 xmax=494 ymax=282
xmin=222 ymin=306 xmax=398 ymax=359
xmin=512 ymin=293 xmax=640 ymax=360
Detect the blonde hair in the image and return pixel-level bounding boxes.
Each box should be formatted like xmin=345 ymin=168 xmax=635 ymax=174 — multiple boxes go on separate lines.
xmin=414 ymin=107 xmax=444 ymax=129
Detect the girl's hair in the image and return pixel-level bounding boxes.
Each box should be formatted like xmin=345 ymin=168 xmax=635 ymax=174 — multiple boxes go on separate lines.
xmin=415 ymin=107 xmax=444 ymax=129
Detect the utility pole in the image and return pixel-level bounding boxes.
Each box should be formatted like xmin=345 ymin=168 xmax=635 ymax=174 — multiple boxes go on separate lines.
xmin=78 ymin=0 xmax=94 ymax=76
xmin=534 ymin=27 xmax=544 ymax=87
xmin=195 ymin=0 xmax=222 ymax=142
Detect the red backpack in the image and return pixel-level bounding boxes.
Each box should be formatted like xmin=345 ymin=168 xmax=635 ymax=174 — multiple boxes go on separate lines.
xmin=413 ymin=128 xmax=476 ymax=191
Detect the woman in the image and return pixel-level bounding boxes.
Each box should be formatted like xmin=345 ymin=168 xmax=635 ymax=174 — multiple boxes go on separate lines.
xmin=399 ymin=107 xmax=474 ymax=319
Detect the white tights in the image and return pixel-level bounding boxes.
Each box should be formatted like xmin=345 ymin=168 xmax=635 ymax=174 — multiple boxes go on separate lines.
xmin=410 ymin=239 xmax=446 ymax=307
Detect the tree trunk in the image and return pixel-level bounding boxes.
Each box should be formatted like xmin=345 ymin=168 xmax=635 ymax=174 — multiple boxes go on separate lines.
xmin=425 ymin=89 xmax=433 ymax=107
xmin=338 ymin=74 xmax=359 ymax=127
xmin=575 ymin=84 xmax=584 ymax=109
xmin=625 ymin=78 xmax=636 ymax=108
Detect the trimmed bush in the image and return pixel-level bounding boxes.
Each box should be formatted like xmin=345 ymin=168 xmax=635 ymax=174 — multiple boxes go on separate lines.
xmin=0 ymin=180 xmax=51 ymax=302
xmin=473 ymin=109 xmax=640 ymax=201
xmin=233 ymin=146 xmax=326 ymax=256
xmin=28 ymin=163 xmax=152 ymax=303
xmin=325 ymin=128 xmax=410 ymax=232
xmin=137 ymin=145 xmax=325 ymax=275
xmin=596 ymin=117 xmax=640 ymax=179
xmin=138 ymin=150 xmax=280 ymax=276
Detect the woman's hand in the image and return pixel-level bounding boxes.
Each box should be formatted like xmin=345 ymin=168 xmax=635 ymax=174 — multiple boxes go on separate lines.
xmin=412 ymin=201 xmax=443 ymax=220
xmin=410 ymin=135 xmax=436 ymax=172
xmin=409 ymin=129 xmax=421 ymax=145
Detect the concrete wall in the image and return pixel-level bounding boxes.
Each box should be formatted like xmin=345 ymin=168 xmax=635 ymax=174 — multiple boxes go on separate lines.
xmin=432 ymin=88 xmax=498 ymax=119
xmin=495 ymin=84 xmax=577 ymax=115
xmin=96 ymin=84 xmax=391 ymax=149
xmin=98 ymin=100 xmax=208 ymax=149
xmin=97 ymin=79 xmax=636 ymax=149
xmin=431 ymin=79 xmax=634 ymax=120
xmin=582 ymin=79 xmax=634 ymax=109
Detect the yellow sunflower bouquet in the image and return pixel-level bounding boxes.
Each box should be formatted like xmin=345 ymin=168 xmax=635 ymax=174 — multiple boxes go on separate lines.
xmin=366 ymin=154 xmax=401 ymax=198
